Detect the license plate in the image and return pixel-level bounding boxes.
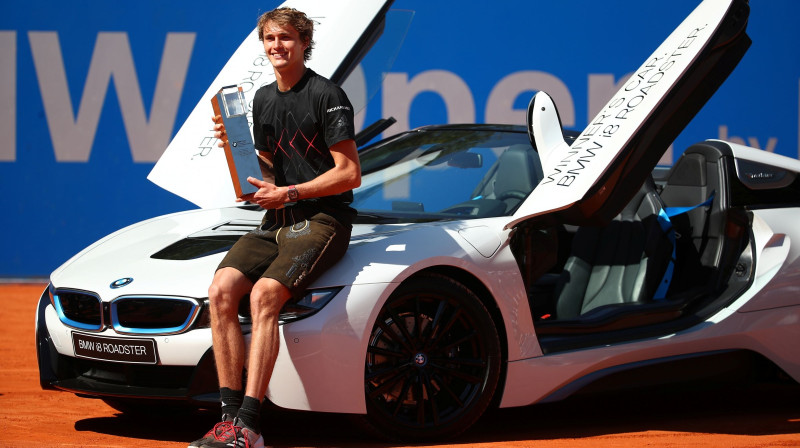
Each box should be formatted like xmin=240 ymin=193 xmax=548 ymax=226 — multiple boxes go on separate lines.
xmin=72 ymin=332 xmax=158 ymax=364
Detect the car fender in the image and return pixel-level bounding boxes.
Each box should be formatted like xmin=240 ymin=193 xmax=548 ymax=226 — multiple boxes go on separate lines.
xmin=735 ymin=209 xmax=800 ymax=313
xmin=267 ymin=221 xmax=540 ymax=412
xmin=316 ymin=219 xmax=540 ymax=357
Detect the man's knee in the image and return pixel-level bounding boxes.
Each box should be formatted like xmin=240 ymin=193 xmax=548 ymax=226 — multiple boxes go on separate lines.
xmin=209 ymin=268 xmax=251 ymax=315
xmin=250 ymin=279 xmax=291 ymax=318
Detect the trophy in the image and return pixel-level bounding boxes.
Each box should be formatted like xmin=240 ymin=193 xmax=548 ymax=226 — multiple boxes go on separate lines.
xmin=210 ymin=85 xmax=262 ymax=198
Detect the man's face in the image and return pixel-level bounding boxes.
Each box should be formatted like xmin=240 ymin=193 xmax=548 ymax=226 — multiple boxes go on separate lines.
xmin=262 ymin=21 xmax=307 ymax=71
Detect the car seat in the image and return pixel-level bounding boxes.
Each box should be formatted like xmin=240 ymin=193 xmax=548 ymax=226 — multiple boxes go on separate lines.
xmin=553 ymin=178 xmax=673 ymax=319
xmin=659 ymin=143 xmax=724 ymax=274
xmin=492 ymin=144 xmax=544 ymax=212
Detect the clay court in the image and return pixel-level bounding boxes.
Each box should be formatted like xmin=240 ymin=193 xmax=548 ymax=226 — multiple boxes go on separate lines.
xmin=2 ymin=283 xmax=799 ymax=448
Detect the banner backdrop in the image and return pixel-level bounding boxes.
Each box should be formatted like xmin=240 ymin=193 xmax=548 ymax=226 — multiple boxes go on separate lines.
xmin=2 ymin=0 xmax=798 ymax=277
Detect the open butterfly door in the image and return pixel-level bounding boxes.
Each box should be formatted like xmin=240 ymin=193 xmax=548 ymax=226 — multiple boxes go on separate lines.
xmin=507 ymin=0 xmax=750 ymax=230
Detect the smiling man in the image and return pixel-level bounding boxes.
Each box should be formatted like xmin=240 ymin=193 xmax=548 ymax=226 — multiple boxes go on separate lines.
xmin=189 ymin=7 xmax=361 ymax=448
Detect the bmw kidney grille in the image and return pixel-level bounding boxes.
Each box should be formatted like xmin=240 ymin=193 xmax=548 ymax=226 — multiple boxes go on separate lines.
xmin=52 ymin=289 xmax=201 ymax=335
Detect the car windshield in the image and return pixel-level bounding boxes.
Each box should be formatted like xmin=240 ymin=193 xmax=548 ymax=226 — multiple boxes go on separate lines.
xmin=353 ymin=127 xmax=542 ymax=223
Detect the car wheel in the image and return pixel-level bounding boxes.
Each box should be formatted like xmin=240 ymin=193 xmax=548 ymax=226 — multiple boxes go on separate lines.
xmin=357 ymin=273 xmax=502 ymax=442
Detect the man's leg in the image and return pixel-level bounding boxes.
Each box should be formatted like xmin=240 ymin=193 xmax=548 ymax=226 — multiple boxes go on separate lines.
xmin=209 ymin=267 xmax=254 ymax=403
xmin=241 ymin=213 xmax=352 ymax=406
xmin=235 ymin=278 xmax=292 ymax=433
xmin=189 ymin=267 xmax=258 ymax=448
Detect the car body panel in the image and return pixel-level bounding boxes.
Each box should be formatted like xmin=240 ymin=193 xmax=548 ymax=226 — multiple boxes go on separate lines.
xmin=738 ymin=208 xmax=800 ymax=313
xmin=501 ymin=210 xmax=800 ymax=408
xmin=312 ymin=217 xmax=542 ymax=361
xmin=50 ymin=207 xmax=248 ymax=298
xmin=44 ymin=304 xmax=213 ymax=367
xmin=502 ymin=305 xmax=800 ymax=407
xmin=726 ymin=140 xmax=800 ymax=173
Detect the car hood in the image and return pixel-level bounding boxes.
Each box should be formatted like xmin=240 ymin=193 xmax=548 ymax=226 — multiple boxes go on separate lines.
xmin=507 ymin=0 xmax=751 ymax=229
xmin=148 ymin=0 xmax=397 ymax=209
xmin=50 ymin=207 xmax=259 ymax=299
xmin=50 ymin=207 xmax=487 ymax=300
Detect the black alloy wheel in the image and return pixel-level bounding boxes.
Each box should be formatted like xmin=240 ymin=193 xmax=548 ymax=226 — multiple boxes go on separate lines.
xmin=357 ymin=274 xmax=502 ymax=441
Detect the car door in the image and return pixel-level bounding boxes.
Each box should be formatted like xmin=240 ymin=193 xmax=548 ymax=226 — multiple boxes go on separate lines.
xmin=506 ymin=0 xmax=751 ymax=230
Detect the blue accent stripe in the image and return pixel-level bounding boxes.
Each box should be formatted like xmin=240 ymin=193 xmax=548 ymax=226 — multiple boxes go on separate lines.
xmin=52 ymin=292 xmax=103 ymax=331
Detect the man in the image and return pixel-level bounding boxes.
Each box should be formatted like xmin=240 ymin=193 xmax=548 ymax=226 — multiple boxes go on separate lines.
xmin=189 ymin=7 xmax=361 ymax=448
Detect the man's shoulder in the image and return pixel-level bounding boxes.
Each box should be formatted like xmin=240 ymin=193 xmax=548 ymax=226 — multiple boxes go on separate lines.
xmin=254 ymin=82 xmax=276 ymax=99
xmin=304 ymin=70 xmax=343 ymax=93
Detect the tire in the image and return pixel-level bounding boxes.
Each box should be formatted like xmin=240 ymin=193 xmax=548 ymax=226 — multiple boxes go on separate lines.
xmin=355 ymin=273 xmax=502 ymax=442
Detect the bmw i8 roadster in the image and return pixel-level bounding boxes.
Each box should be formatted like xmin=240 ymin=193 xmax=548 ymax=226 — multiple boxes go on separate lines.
xmin=36 ymin=0 xmax=800 ymax=441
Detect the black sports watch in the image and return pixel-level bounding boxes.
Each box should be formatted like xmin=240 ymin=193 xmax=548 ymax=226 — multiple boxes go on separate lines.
xmin=287 ymin=185 xmax=299 ymax=202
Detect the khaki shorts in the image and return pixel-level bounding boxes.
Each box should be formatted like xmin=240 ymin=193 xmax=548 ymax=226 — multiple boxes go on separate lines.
xmin=217 ymin=207 xmax=352 ymax=300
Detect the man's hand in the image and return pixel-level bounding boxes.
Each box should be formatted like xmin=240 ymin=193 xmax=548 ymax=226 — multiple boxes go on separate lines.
xmin=238 ymin=177 xmax=287 ymax=209
xmin=215 ymin=115 xmax=279 ymax=205
xmin=212 ymin=115 xmax=226 ymax=147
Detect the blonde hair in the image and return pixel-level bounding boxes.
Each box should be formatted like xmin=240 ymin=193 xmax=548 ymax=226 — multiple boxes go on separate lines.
xmin=257 ymin=7 xmax=314 ymax=62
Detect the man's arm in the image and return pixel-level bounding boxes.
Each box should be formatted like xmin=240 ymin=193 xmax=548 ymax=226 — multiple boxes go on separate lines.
xmin=244 ymin=138 xmax=360 ymax=208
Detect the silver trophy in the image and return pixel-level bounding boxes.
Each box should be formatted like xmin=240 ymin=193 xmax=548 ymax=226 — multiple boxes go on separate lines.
xmin=211 ymin=85 xmax=261 ymax=198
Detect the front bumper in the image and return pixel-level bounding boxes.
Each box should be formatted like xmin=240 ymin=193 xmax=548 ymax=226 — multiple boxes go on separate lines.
xmin=36 ymin=281 xmax=391 ymax=413
xmin=36 ymin=287 xmax=219 ymax=404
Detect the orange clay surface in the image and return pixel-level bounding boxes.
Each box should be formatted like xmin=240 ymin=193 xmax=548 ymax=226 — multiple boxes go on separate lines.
xmin=2 ymin=283 xmax=799 ymax=448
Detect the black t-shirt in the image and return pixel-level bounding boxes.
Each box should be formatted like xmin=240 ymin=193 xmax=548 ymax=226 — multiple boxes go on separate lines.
xmin=252 ymin=69 xmax=356 ymax=217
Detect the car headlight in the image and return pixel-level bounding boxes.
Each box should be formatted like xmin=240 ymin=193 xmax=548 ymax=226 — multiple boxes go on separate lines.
xmin=279 ymin=287 xmax=343 ymax=324
xmin=192 ymin=287 xmax=343 ymax=329
xmin=192 ymin=299 xmax=254 ymax=332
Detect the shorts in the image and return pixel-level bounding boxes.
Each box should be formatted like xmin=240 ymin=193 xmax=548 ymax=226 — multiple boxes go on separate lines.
xmin=217 ymin=205 xmax=353 ymax=300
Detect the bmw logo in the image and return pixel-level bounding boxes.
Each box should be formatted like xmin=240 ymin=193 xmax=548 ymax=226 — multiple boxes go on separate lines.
xmin=110 ymin=277 xmax=134 ymax=289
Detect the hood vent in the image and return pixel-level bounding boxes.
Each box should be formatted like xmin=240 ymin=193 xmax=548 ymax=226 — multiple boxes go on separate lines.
xmin=151 ymin=220 xmax=258 ymax=260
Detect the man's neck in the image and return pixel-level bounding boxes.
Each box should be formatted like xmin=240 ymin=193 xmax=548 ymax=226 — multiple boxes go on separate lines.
xmin=275 ymin=65 xmax=307 ymax=92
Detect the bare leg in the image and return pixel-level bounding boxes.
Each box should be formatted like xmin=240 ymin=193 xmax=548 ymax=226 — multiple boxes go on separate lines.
xmin=244 ymin=277 xmax=292 ymax=401
xmin=208 ymin=267 xmax=254 ymax=390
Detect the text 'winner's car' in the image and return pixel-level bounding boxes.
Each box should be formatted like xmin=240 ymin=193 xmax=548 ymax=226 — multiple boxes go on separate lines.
xmin=36 ymin=0 xmax=800 ymax=442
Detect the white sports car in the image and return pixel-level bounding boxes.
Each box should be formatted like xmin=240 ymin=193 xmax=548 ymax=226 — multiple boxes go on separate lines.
xmin=36 ymin=0 xmax=800 ymax=442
